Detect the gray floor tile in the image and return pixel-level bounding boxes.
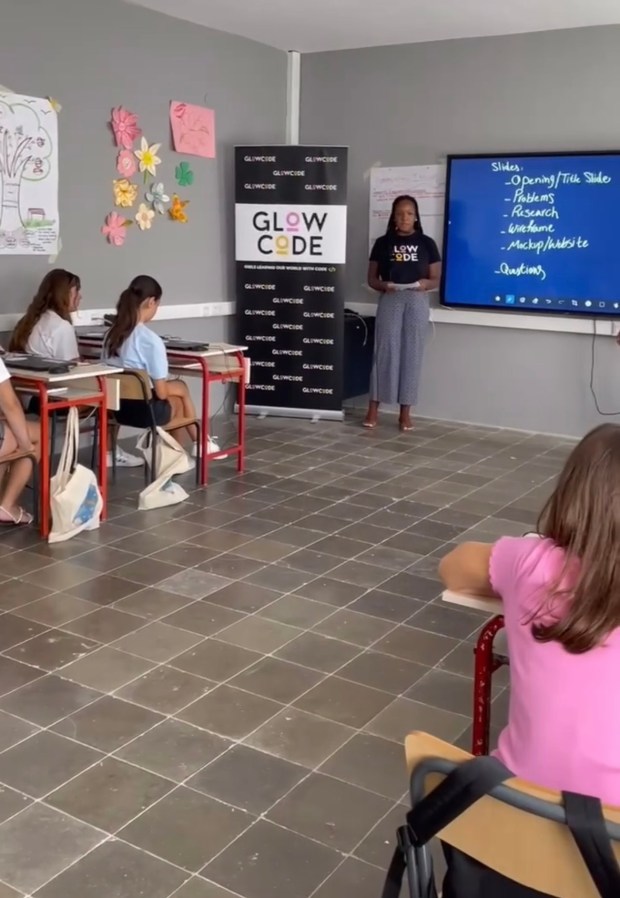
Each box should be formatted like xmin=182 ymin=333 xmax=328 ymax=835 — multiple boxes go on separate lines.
xmin=4 ymin=630 xmax=100 ymax=671
xmin=294 ymin=676 xmax=393 ymax=728
xmin=275 ymin=632 xmax=360 ymax=672
xmin=257 ymin=595 xmax=335 ymax=628
xmin=14 ymin=593 xmax=98 ymax=627
xmin=312 ymin=609 xmax=394 ymax=647
xmin=119 ymin=785 xmax=254 ymax=870
xmin=320 ymin=733 xmax=408 ymax=800
xmin=170 ymin=877 xmax=243 ymax=898
xmin=52 ymin=696 xmax=164 ymax=751
xmin=245 ymin=708 xmax=354 ymax=767
xmin=34 ymin=839 xmax=186 ymax=898
xmin=364 ymin=697 xmax=470 ymax=744
xmin=112 ymin=621 xmax=204 ymax=662
xmin=204 ymin=820 xmax=341 ymax=898
xmin=116 ymin=665 xmax=212 ymax=714
xmin=0 ymin=656 xmax=44 ymax=697
xmin=338 ymin=651 xmax=429 ymax=695
xmin=294 ymin=577 xmax=367 ymax=607
xmin=206 ymin=582 xmax=281 ymax=613
xmin=159 ymin=569 xmax=232 ymax=599
xmin=60 ymin=646 xmax=155 ymax=691
xmin=311 ymin=858 xmax=386 ymax=898
xmin=47 ymin=757 xmax=174 ymax=831
xmin=216 ymin=616 xmax=301 ymax=653
xmin=0 ymin=676 xmax=101 ymax=726
xmin=0 ymin=731 xmax=102 ymax=797
xmin=116 ymin=718 xmax=231 ymax=781
xmin=349 ymin=589 xmax=424 ymax=622
xmin=113 ymin=587 xmax=194 ymax=620
xmin=0 ymin=804 xmax=104 ymax=894
xmin=172 ymin=639 xmax=261 ymax=680
xmin=0 ymin=614 xmax=47 ymax=652
xmin=267 ymin=773 xmax=392 ymax=852
xmin=178 ymin=685 xmax=282 ymax=739
xmin=0 ymin=712 xmax=38 ymax=753
xmin=229 ymin=657 xmax=325 ymax=704
xmin=189 ymin=744 xmax=306 ymax=813
xmin=374 ymin=626 xmax=459 ymax=666
xmin=62 ymin=607 xmax=145 ymax=643
xmin=0 ymin=787 xmax=31 ymax=825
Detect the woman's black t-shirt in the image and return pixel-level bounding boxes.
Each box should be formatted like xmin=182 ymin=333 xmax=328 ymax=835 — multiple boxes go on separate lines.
xmin=369 ymin=232 xmax=441 ymax=285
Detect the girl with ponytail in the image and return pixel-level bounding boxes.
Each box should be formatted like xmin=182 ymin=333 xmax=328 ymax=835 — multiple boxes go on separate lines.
xmin=104 ymin=276 xmax=199 ymax=451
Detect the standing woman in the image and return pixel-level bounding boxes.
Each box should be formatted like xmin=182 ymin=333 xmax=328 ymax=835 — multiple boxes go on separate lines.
xmin=364 ymin=195 xmax=441 ymax=431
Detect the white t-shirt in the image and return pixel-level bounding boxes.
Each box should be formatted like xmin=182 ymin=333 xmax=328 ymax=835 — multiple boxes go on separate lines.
xmin=26 ymin=311 xmax=79 ymax=360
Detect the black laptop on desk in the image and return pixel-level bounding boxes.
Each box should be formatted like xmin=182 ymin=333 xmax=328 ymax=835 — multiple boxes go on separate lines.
xmin=163 ymin=338 xmax=210 ymax=351
xmin=5 ymin=355 xmax=75 ymax=375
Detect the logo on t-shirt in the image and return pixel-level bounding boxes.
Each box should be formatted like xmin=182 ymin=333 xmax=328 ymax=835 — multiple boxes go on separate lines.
xmin=391 ymin=243 xmax=418 ymax=263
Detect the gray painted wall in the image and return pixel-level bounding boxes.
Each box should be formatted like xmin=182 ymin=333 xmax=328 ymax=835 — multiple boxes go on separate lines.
xmin=1 ymin=0 xmax=286 ymax=320
xmin=301 ymin=27 xmax=620 ymax=436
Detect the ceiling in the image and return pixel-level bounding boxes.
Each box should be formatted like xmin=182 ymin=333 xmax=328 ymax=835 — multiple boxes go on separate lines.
xmin=126 ymin=0 xmax=620 ymax=52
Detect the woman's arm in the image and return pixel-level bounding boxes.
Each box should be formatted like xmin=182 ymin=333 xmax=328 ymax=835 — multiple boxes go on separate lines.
xmin=152 ymin=378 xmax=169 ymax=401
xmin=0 ymin=381 xmax=35 ymax=451
xmin=416 ymin=261 xmax=442 ymax=292
xmin=367 ymin=261 xmax=394 ymax=293
xmin=438 ymin=541 xmax=498 ymax=597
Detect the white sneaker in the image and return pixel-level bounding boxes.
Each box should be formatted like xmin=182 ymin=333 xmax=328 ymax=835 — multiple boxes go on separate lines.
xmin=191 ymin=437 xmax=220 ymax=457
xmin=107 ymin=447 xmax=143 ymax=468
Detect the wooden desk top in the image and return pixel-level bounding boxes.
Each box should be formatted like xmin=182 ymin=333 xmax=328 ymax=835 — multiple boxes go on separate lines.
xmin=442 ymin=589 xmax=502 ymax=615
xmin=7 ymin=361 xmax=124 ymax=384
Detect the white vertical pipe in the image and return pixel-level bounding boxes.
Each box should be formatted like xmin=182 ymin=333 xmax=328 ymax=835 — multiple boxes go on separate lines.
xmin=286 ymin=50 xmax=301 ymax=144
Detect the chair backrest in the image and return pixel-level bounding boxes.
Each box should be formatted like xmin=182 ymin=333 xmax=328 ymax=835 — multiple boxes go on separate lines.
xmin=117 ymin=369 xmax=151 ymax=402
xmin=405 ymin=732 xmax=620 ymax=898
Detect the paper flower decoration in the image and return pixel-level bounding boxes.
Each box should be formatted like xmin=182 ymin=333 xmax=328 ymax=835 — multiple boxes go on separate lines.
xmin=113 ymin=178 xmax=138 ymax=209
xmin=169 ymin=194 xmax=189 ymax=223
xmin=111 ymin=107 xmax=141 ymax=149
xmin=136 ymin=203 xmax=155 ymax=231
xmin=101 ymin=212 xmax=131 ymax=247
xmin=117 ymin=149 xmax=138 ymax=178
xmin=146 ymin=182 xmax=170 ymax=215
xmin=175 ymin=161 xmax=194 ymax=187
xmin=135 ymin=137 xmax=161 ymax=181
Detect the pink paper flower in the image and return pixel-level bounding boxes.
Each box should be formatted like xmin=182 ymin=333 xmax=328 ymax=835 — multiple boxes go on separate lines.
xmin=101 ymin=211 xmax=129 ymax=247
xmin=111 ymin=107 xmax=141 ymax=149
xmin=117 ymin=149 xmax=137 ymax=178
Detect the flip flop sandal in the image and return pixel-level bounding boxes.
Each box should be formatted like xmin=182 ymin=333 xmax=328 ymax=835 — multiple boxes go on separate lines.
xmin=0 ymin=506 xmax=33 ymax=526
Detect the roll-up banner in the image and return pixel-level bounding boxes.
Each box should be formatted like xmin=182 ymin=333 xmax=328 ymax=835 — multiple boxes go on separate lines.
xmin=235 ymin=146 xmax=348 ymax=419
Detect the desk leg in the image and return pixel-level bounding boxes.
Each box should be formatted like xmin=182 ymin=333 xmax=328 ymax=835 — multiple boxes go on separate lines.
xmin=199 ymin=359 xmax=209 ymax=486
xmin=472 ymin=614 xmax=505 ymax=756
xmin=39 ymin=383 xmax=50 ymax=539
xmin=97 ymin=377 xmax=108 ymax=520
xmin=237 ymin=351 xmax=245 ymax=473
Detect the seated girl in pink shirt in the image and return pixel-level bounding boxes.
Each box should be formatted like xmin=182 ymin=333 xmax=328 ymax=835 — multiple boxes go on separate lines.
xmin=439 ymin=423 xmax=620 ymax=806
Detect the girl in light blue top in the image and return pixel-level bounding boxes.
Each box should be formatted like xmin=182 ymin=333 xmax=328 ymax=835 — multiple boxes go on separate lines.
xmin=104 ymin=275 xmax=199 ymax=452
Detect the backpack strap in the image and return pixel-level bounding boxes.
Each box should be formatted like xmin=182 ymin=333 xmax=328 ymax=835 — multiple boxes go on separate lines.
xmin=563 ymin=791 xmax=620 ymax=898
xmin=407 ymin=755 xmax=513 ymax=845
xmin=380 ymin=757 xmax=512 ymax=898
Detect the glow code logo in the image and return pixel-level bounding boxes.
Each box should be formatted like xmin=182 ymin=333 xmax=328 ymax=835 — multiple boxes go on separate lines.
xmin=252 ymin=209 xmax=327 ymax=258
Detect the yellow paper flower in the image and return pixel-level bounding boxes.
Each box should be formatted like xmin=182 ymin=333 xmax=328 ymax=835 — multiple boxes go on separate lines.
xmin=113 ymin=178 xmax=138 ymax=209
xmin=169 ymin=194 xmax=189 ymax=223
xmin=134 ymin=136 xmax=161 ymax=177
xmin=135 ymin=202 xmax=155 ymax=231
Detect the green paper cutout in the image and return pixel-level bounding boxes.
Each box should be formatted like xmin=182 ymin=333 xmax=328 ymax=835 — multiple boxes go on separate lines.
xmin=175 ymin=161 xmax=194 ymax=187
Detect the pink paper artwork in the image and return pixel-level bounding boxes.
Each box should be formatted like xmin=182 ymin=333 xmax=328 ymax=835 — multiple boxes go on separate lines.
xmin=170 ymin=101 xmax=215 ymax=158
xmin=111 ymin=107 xmax=141 ymax=149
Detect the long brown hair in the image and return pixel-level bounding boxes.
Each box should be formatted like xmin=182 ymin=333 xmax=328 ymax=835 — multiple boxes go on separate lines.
xmin=10 ymin=269 xmax=81 ymax=352
xmin=104 ymin=275 xmax=162 ymax=357
xmin=534 ymin=424 xmax=620 ymax=653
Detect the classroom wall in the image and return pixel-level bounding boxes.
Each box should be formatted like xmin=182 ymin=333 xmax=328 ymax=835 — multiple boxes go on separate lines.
xmin=300 ymin=26 xmax=620 ymax=437
xmin=0 ymin=0 xmax=286 ymax=323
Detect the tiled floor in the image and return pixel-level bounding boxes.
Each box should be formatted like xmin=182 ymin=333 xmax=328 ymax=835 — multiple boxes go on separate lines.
xmin=0 ymin=412 xmax=573 ymax=897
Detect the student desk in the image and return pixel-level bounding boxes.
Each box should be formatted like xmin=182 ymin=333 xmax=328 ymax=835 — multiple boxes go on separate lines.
xmin=78 ymin=338 xmax=247 ymax=486
xmin=443 ymin=589 xmax=507 ymax=756
xmin=7 ymin=362 xmax=123 ymax=538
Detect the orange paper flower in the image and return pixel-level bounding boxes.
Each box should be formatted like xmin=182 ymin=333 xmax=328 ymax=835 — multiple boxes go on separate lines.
xmin=169 ymin=194 xmax=189 ymax=223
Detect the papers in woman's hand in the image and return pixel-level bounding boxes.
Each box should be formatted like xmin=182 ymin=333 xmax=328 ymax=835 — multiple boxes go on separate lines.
xmin=393 ymin=282 xmax=420 ymax=291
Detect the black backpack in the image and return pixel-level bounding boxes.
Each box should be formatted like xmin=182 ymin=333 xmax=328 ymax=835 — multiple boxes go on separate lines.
xmin=382 ymin=754 xmax=620 ymax=898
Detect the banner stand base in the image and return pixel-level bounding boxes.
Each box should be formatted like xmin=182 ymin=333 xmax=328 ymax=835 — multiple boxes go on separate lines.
xmin=236 ymin=404 xmax=344 ymax=423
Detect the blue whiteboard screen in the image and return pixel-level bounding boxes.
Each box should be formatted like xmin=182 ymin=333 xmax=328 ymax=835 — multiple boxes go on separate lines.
xmin=441 ymin=153 xmax=620 ymax=317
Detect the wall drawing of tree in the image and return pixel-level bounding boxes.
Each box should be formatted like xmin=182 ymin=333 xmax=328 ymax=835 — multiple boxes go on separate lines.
xmin=0 ymin=96 xmax=53 ymax=233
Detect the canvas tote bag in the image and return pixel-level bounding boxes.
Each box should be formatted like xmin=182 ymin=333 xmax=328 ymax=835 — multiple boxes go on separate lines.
xmin=136 ymin=427 xmax=191 ymax=510
xmin=49 ymin=407 xmax=103 ymax=543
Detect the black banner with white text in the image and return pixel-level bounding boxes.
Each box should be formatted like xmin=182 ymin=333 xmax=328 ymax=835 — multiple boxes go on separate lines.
xmin=235 ymin=146 xmax=348 ymax=415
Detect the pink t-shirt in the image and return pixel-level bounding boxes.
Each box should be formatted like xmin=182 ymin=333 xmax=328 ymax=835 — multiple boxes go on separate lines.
xmin=490 ymin=536 xmax=620 ymax=806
